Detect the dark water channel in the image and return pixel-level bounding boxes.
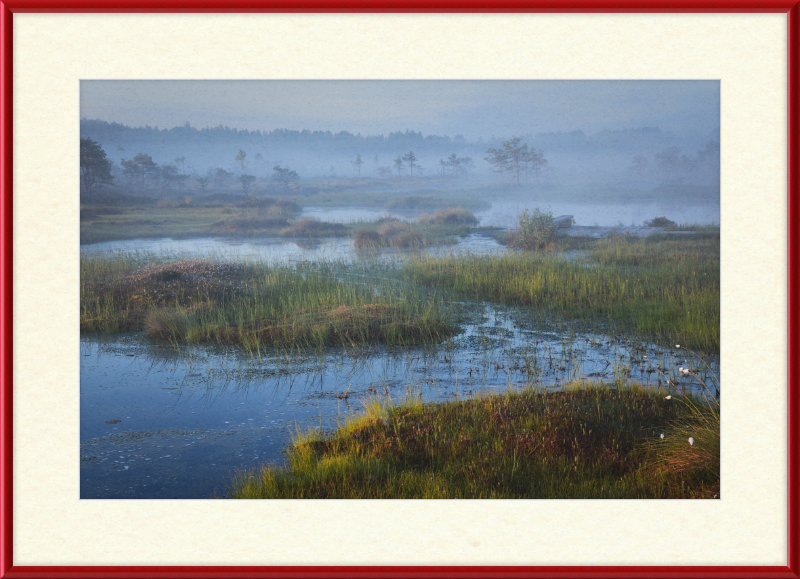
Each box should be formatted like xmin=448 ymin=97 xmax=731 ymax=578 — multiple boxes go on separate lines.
xmin=81 ymin=231 xmax=719 ymax=499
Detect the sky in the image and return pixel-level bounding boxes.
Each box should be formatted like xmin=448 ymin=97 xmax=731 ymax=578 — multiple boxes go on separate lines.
xmin=80 ymin=80 xmax=720 ymax=141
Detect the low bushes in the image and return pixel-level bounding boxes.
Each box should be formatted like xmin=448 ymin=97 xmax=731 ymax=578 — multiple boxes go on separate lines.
xmin=507 ymin=208 xmax=558 ymax=250
xmin=643 ymin=216 xmax=678 ymax=228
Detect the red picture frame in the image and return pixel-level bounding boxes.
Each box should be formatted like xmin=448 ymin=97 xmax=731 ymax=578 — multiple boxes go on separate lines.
xmin=1 ymin=3 xmax=797 ymax=579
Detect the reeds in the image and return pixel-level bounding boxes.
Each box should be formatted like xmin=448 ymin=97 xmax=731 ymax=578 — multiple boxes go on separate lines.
xmin=80 ymin=253 xmax=456 ymax=350
xmin=402 ymin=235 xmax=719 ymax=353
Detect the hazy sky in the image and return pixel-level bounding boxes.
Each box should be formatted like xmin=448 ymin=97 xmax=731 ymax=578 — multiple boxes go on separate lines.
xmin=81 ymin=80 xmax=719 ymax=141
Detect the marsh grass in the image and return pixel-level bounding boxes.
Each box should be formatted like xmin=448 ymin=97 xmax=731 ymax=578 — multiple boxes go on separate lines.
xmin=78 ymin=204 xmax=273 ymax=244
xmin=653 ymin=395 xmax=720 ymax=484
xmin=418 ymin=207 xmax=478 ymax=226
xmin=228 ymin=382 xmax=719 ymax=499
xmin=351 ymin=208 xmax=476 ymax=251
xmin=81 ymin=254 xmax=456 ymax=350
xmin=81 ymin=199 xmax=475 ymax=246
xmin=402 ymin=235 xmax=719 ymax=353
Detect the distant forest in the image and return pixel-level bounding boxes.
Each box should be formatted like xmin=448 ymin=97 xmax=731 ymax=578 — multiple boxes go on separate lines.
xmin=80 ymin=118 xmax=720 ymax=197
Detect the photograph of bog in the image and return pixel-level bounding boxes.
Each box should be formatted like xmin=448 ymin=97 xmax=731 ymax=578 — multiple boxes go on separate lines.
xmin=79 ymin=80 xmax=720 ymax=499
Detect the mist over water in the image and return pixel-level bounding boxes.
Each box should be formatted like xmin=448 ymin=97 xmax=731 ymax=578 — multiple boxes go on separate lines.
xmin=475 ymin=200 xmax=720 ymax=229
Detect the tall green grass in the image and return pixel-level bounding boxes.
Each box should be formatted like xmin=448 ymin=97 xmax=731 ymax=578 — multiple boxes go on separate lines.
xmin=402 ymin=235 xmax=719 ymax=353
xmin=228 ymin=382 xmax=719 ymax=499
xmin=80 ymin=253 xmax=456 ymax=350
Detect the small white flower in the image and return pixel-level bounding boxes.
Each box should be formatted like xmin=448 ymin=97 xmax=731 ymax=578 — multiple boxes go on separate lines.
xmin=665 ymin=395 xmax=672 ymax=400
xmin=660 ymin=433 xmax=665 ymax=439
xmin=688 ymin=437 xmax=695 ymax=446
xmin=680 ymin=368 xmax=690 ymax=374
xmin=675 ymin=344 xmax=680 ymax=348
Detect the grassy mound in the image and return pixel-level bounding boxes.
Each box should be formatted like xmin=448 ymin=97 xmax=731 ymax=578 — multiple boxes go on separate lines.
xmin=228 ymin=384 xmax=719 ymax=499
xmin=418 ymin=207 xmax=478 ymax=226
xmin=352 ymin=208 xmax=476 ymax=251
xmin=81 ymin=254 xmax=456 ymax=350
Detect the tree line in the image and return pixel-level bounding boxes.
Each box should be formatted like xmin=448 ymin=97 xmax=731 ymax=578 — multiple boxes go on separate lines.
xmin=81 ymin=135 xmax=553 ymax=197
xmin=81 ymin=139 xmax=306 ymax=196
xmin=627 ymin=140 xmax=720 ymax=185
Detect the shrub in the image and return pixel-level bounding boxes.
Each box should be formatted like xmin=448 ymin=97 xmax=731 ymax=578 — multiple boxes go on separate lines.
xmin=644 ymin=216 xmax=678 ymax=228
xmin=508 ymin=208 xmax=558 ymax=250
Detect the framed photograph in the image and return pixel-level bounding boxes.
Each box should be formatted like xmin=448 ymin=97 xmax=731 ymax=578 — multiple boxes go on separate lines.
xmin=1 ymin=3 xmax=797 ymax=578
